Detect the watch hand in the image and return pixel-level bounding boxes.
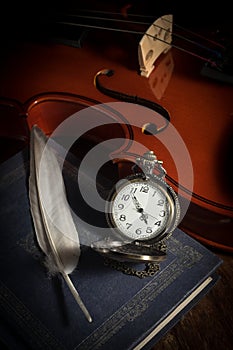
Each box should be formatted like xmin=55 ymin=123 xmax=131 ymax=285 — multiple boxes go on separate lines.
xmin=131 ymin=194 xmax=148 ymax=224
xmin=144 ymin=211 xmax=159 ymax=222
xmin=139 ymin=212 xmax=148 ymax=224
xmin=131 ymin=194 xmax=142 ymax=211
xmin=142 ymin=209 xmax=153 ymax=218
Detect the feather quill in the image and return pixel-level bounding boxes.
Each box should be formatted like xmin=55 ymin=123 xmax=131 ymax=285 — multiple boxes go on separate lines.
xmin=29 ymin=125 xmax=92 ymax=322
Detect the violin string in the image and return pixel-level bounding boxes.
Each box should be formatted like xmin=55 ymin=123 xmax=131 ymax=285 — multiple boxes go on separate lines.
xmin=60 ymin=13 xmax=222 ymax=58
xmin=160 ymin=16 xmax=225 ymax=49
xmin=56 ymin=20 xmax=218 ymax=66
xmin=70 ymin=8 xmax=225 ymax=49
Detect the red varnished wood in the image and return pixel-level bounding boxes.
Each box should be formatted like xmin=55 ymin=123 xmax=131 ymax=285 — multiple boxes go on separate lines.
xmin=0 ymin=12 xmax=232 ymax=251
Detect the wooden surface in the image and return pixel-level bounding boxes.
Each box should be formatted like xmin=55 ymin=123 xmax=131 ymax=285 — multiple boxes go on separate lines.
xmin=152 ymin=248 xmax=233 ymax=350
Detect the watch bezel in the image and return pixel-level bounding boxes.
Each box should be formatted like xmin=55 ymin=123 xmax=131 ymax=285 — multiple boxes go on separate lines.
xmin=105 ymin=173 xmax=180 ymax=245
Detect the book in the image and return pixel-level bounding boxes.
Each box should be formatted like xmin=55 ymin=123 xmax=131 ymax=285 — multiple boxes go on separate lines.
xmin=0 ymin=147 xmax=222 ymax=350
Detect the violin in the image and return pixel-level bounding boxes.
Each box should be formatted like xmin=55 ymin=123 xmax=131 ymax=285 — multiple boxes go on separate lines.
xmin=0 ymin=1 xmax=232 ymax=252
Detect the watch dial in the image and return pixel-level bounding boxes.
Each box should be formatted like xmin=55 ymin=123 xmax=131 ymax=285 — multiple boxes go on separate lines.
xmin=108 ymin=176 xmax=174 ymax=241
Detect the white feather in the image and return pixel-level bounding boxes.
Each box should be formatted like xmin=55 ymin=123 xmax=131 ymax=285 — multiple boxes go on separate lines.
xmin=29 ymin=125 xmax=92 ymax=322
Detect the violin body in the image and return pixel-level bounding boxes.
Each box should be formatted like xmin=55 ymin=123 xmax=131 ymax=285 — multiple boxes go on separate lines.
xmin=0 ymin=3 xmax=233 ymax=252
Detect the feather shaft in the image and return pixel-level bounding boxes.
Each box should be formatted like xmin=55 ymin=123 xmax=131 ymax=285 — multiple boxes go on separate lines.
xmin=62 ymin=272 xmax=92 ymax=323
xmin=29 ymin=125 xmax=92 ymax=322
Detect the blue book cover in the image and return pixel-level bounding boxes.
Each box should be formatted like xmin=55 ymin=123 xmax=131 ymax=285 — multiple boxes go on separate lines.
xmin=0 ymin=148 xmax=222 ymax=350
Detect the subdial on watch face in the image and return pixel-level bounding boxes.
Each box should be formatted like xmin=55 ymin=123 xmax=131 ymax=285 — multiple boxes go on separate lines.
xmin=109 ymin=178 xmax=170 ymax=241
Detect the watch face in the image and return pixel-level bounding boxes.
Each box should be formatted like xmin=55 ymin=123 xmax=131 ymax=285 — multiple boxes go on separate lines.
xmin=106 ymin=174 xmax=179 ymax=243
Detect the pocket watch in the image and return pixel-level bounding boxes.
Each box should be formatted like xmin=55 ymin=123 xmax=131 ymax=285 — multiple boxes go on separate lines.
xmin=91 ymin=150 xmax=180 ymax=264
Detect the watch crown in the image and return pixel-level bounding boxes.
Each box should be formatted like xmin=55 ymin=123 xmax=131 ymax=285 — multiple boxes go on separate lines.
xmin=143 ymin=150 xmax=157 ymax=161
xmin=136 ymin=150 xmax=166 ymax=177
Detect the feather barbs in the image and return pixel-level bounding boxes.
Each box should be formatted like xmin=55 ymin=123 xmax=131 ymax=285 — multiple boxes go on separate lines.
xmin=28 ymin=125 xmax=92 ymax=322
